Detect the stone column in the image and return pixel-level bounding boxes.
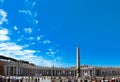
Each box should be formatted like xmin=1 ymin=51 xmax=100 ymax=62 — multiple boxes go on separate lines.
xmin=14 ymin=67 xmax=16 ymax=76
xmin=13 ymin=67 xmax=15 ymax=76
xmin=4 ymin=66 xmax=7 ymax=76
xmin=8 ymin=66 xmax=10 ymax=76
xmin=54 ymin=70 xmax=56 ymax=76
xmin=16 ymin=66 xmax=18 ymax=76
xmin=92 ymin=70 xmax=95 ymax=77
xmin=74 ymin=71 xmax=76 ymax=76
xmin=51 ymin=70 xmax=53 ymax=76
xmin=21 ymin=68 xmax=23 ymax=75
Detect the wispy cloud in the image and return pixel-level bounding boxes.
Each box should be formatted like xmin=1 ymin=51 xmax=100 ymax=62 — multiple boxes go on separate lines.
xmin=19 ymin=9 xmax=38 ymax=25
xmin=46 ymin=48 xmax=59 ymax=57
xmin=13 ymin=26 xmax=18 ymax=30
xmin=25 ymin=0 xmax=36 ymax=10
xmin=46 ymin=51 xmax=55 ymax=55
xmin=19 ymin=10 xmax=32 ymax=16
xmin=37 ymin=35 xmax=43 ymax=41
xmin=46 ymin=48 xmax=55 ymax=55
xmin=19 ymin=0 xmax=38 ymax=25
xmin=0 ymin=9 xmax=8 ymax=25
xmin=24 ymin=28 xmax=32 ymax=34
xmin=29 ymin=37 xmax=34 ymax=40
xmin=43 ymin=40 xmax=51 ymax=44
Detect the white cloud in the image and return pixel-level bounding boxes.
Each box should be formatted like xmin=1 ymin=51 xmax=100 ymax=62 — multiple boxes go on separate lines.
xmin=0 ymin=42 xmax=22 ymax=51
xmin=29 ymin=37 xmax=34 ymax=40
xmin=0 ymin=35 xmax=9 ymax=41
xmin=19 ymin=10 xmax=32 ymax=16
xmin=37 ymin=36 xmax=41 ymax=41
xmin=33 ymin=57 xmax=64 ymax=67
xmin=0 ymin=28 xmax=8 ymax=35
xmin=43 ymin=40 xmax=51 ymax=44
xmin=46 ymin=48 xmax=55 ymax=55
xmin=24 ymin=28 xmax=32 ymax=34
xmin=37 ymin=35 xmax=43 ymax=41
xmin=0 ymin=28 xmax=10 ymax=41
xmin=0 ymin=9 xmax=8 ymax=25
xmin=13 ymin=26 xmax=18 ymax=30
xmin=35 ymin=20 xmax=38 ymax=24
xmin=0 ymin=49 xmax=36 ymax=58
xmin=46 ymin=49 xmax=59 ymax=56
xmin=23 ymin=50 xmax=36 ymax=54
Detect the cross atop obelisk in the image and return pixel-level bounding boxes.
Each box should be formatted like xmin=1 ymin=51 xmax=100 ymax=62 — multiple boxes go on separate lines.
xmin=76 ymin=45 xmax=80 ymax=77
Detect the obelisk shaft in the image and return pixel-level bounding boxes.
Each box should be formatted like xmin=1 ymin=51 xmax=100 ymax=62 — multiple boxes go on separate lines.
xmin=76 ymin=46 xmax=80 ymax=77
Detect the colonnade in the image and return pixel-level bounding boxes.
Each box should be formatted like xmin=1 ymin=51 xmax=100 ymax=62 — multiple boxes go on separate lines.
xmin=5 ymin=65 xmax=77 ymax=76
xmin=81 ymin=70 xmax=94 ymax=77
xmin=80 ymin=68 xmax=120 ymax=77
xmin=100 ymin=69 xmax=120 ymax=76
xmin=5 ymin=66 xmax=18 ymax=76
xmin=5 ymin=65 xmax=120 ymax=77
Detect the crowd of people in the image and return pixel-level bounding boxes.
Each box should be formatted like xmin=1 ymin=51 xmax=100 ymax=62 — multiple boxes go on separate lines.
xmin=0 ymin=75 xmax=120 ymax=82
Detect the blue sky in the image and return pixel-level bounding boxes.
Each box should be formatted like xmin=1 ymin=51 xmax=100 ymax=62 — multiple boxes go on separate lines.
xmin=0 ymin=0 xmax=120 ymax=67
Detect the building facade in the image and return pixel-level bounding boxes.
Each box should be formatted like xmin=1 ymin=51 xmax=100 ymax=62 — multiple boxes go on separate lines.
xmin=0 ymin=46 xmax=120 ymax=77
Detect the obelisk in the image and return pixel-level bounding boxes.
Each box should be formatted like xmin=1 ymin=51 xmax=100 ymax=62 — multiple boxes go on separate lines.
xmin=76 ymin=46 xmax=80 ymax=77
